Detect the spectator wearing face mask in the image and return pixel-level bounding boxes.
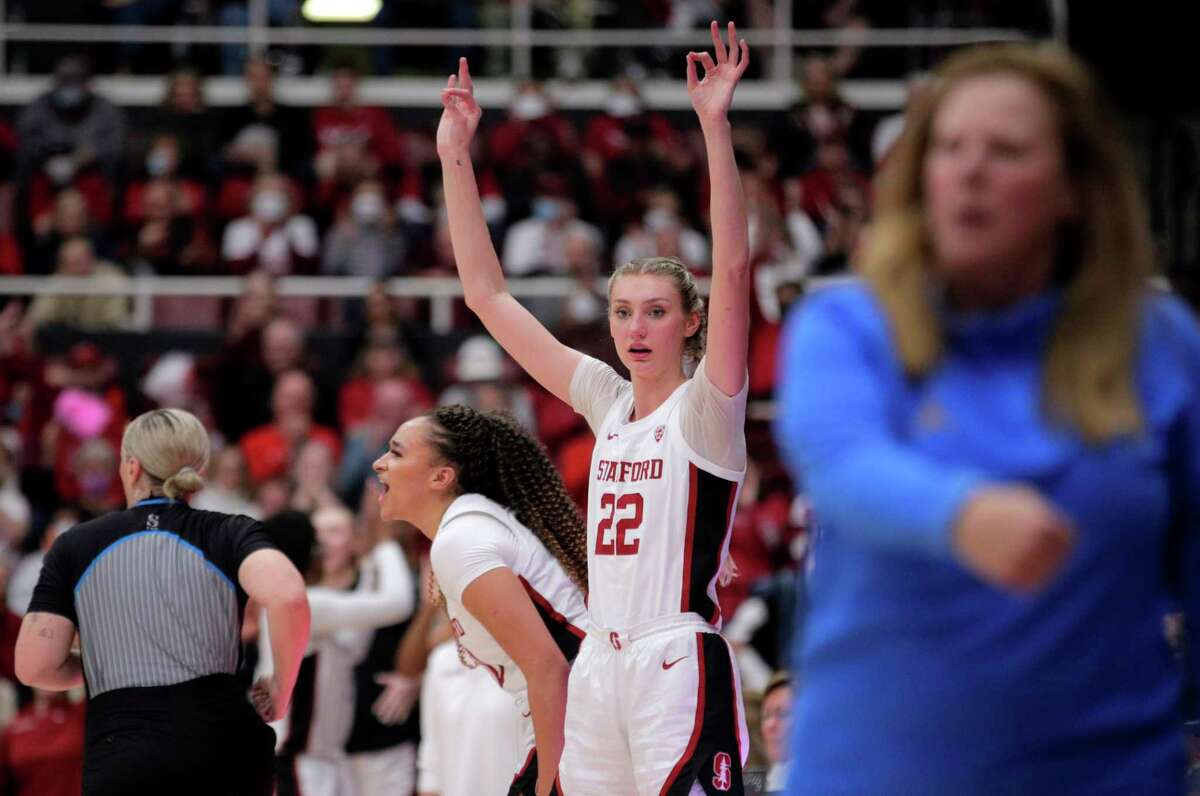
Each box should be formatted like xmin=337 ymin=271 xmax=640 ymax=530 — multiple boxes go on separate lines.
xmin=143 ymin=69 xmax=219 ymax=181
xmin=500 ymin=173 xmax=602 ymax=278
xmin=222 ymin=173 xmax=319 ymax=275
xmin=487 ymin=82 xmax=582 ymax=218
xmin=583 ymin=78 xmax=683 ymax=231
xmin=321 ymin=180 xmax=408 ymax=280
xmin=69 ymin=438 xmax=125 ymax=517
xmin=611 ymin=186 xmax=709 ymax=272
xmin=312 ymin=63 xmax=407 ymax=221
xmin=15 ymin=56 xmax=126 ymax=189
xmin=125 ymin=135 xmax=208 ymax=226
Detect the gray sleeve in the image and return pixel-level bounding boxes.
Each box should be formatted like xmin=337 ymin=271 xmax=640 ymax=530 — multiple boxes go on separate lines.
xmin=677 ymin=357 xmax=749 ymax=472
xmin=568 ymin=356 xmax=630 ymax=434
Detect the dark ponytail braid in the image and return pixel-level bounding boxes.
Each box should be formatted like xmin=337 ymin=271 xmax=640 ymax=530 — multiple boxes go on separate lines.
xmin=428 ymin=405 xmax=589 ymax=593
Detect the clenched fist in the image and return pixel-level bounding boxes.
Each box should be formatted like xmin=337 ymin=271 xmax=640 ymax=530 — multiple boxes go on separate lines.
xmin=953 ymin=486 xmax=1075 ymax=592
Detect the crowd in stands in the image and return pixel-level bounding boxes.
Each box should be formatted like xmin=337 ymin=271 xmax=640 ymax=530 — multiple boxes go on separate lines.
xmin=0 ymin=15 xmax=1182 ymax=793
xmin=0 ymin=47 xmax=850 ymax=792
xmin=4 ymin=1 xmax=1055 ymax=78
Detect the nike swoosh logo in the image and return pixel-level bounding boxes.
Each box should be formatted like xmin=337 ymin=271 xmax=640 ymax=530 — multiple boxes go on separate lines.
xmin=522 ymin=709 xmax=532 ymax=718
xmin=662 ymin=656 xmax=688 ymax=670
xmin=607 ymin=433 xmax=619 ymax=440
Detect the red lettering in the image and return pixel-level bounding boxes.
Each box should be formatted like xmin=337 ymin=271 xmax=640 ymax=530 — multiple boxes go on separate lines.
xmin=595 ymin=493 xmax=617 ymax=554
xmin=594 ymin=492 xmax=644 ymax=556
xmin=614 ymin=494 xmax=643 ymax=555
xmin=595 ymin=459 xmax=664 ymax=484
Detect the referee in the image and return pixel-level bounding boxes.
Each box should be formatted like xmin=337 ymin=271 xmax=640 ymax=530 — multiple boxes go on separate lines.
xmin=14 ymin=408 xmax=311 ymax=795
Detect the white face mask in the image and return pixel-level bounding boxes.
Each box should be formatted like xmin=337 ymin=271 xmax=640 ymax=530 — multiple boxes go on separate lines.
xmin=252 ymin=190 xmax=288 ymax=223
xmin=566 ymin=291 xmax=601 ymax=324
xmin=644 ymin=207 xmax=677 ymax=233
xmin=352 ymin=191 xmax=385 ymax=225
xmin=511 ymin=92 xmax=549 ymax=121
xmin=605 ymin=91 xmax=642 ymax=119
xmin=44 ymin=155 xmax=77 ymax=186
xmin=145 ymin=148 xmax=176 ymax=177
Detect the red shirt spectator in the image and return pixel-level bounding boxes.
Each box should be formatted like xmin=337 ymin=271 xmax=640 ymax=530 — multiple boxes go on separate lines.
xmin=240 ymin=370 xmax=340 ymax=484
xmin=797 ymin=137 xmax=871 ymax=222
xmin=488 ymin=93 xmax=577 ymax=165
xmin=312 ymin=104 xmax=405 ymax=169
xmin=312 ymin=66 xmax=407 ymax=217
xmin=0 ymin=694 xmax=86 ymax=796
xmin=241 ymin=423 xmax=341 ymax=486
xmin=337 ymin=334 xmax=433 ymax=432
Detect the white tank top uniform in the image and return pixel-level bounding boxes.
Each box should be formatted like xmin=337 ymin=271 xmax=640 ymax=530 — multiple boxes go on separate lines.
xmin=560 ymin=355 xmax=751 ymax=796
xmin=430 ymin=493 xmax=589 ymax=792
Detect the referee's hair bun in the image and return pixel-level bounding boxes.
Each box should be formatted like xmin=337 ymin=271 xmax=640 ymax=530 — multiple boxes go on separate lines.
xmin=163 ymin=466 xmax=205 ymax=499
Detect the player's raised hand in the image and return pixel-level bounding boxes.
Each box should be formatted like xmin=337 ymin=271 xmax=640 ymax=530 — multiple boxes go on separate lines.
xmin=686 ymin=20 xmax=749 ymax=127
xmin=437 ymin=57 xmax=482 ymax=159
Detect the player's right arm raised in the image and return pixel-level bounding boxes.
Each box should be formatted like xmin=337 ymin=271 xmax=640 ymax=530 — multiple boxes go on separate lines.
xmin=438 ymin=58 xmax=582 ymax=405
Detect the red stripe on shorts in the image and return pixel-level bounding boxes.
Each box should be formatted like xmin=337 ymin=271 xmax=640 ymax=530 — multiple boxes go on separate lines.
xmin=658 ymin=632 xmax=706 ymax=796
xmin=512 ymin=747 xmax=536 ymax=784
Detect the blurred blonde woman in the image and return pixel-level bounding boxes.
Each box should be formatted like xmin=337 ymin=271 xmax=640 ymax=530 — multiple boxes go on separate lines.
xmin=775 ymin=44 xmax=1200 ymax=794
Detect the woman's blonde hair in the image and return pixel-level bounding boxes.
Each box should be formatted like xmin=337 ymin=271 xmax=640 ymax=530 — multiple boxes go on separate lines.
xmin=608 ymin=256 xmax=706 ymax=363
xmin=861 ymin=43 xmax=1154 ymax=442
xmin=121 ymin=408 xmax=210 ymax=499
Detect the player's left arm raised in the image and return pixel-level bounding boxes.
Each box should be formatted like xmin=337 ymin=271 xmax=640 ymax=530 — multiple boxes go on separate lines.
xmin=688 ymin=20 xmax=751 ymax=397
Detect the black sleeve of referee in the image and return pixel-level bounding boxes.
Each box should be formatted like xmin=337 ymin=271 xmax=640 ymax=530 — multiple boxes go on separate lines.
xmin=209 ymin=515 xmax=279 ymax=589
xmin=27 ymin=533 xmax=79 ymax=625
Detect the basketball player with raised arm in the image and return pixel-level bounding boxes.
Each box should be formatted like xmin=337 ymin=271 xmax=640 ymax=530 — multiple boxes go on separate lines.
xmin=437 ymin=21 xmax=751 ymax=795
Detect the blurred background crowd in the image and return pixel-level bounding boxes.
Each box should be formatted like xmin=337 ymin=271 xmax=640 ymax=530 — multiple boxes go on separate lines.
xmin=0 ymin=1 xmax=1197 ymax=794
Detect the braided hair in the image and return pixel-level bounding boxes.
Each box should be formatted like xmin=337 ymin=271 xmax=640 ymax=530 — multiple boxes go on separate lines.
xmin=427 ymin=405 xmax=589 ymax=593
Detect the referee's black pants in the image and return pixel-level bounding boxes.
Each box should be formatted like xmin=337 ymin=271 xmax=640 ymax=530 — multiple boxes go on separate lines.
xmin=82 ymin=673 xmax=276 ymax=796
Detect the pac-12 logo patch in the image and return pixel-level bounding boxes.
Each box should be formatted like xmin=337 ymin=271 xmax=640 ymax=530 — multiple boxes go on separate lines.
xmin=654 ymin=425 xmax=665 ymax=443
xmin=712 ymin=751 xmax=732 ymax=791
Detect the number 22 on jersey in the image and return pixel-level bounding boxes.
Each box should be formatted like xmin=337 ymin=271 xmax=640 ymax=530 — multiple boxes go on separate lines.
xmin=595 ymin=492 xmax=644 ymax=556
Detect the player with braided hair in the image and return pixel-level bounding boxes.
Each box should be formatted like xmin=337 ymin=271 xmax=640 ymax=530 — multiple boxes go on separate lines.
xmin=373 ymin=405 xmax=587 ymax=796
xmin=429 ymin=405 xmax=589 ymax=591
xmin=438 ymin=21 xmax=751 ymax=796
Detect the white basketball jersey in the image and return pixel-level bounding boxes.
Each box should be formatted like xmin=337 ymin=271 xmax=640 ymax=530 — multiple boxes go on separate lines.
xmin=432 ymin=494 xmax=588 ymax=707
xmin=586 ymin=378 xmax=745 ymax=631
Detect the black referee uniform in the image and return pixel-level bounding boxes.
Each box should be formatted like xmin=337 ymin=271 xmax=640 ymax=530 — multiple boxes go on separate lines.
xmin=28 ymin=496 xmax=278 ymax=796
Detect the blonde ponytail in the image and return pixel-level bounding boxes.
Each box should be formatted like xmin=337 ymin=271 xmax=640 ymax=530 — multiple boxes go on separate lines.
xmin=121 ymin=408 xmax=210 ymax=499
xmin=163 ymin=465 xmax=205 ymax=499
